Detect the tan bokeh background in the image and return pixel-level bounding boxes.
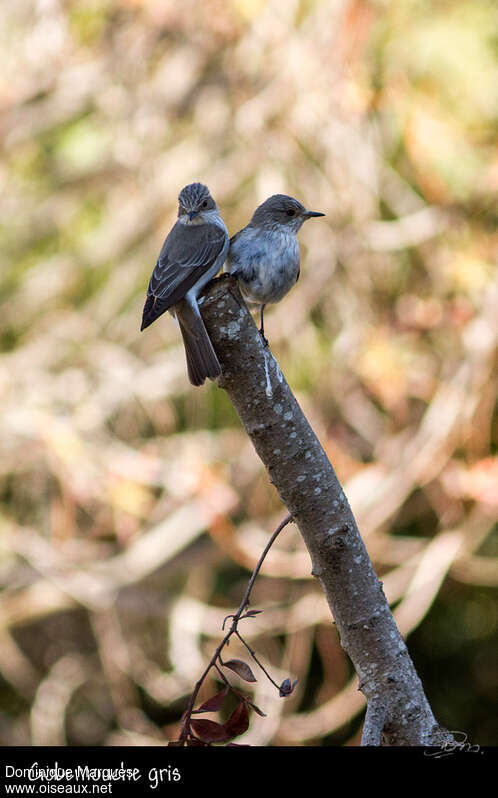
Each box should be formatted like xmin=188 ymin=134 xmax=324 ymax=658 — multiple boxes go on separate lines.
xmin=0 ymin=0 xmax=497 ymax=745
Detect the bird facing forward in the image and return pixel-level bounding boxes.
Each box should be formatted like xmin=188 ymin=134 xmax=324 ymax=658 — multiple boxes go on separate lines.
xmin=141 ymin=183 xmax=228 ymax=386
xmin=225 ymin=194 xmax=324 ymax=344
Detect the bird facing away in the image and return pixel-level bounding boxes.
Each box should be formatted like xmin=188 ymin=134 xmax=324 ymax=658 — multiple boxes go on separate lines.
xmin=141 ymin=183 xmax=229 ymax=386
xmin=225 ymin=194 xmax=324 ymax=344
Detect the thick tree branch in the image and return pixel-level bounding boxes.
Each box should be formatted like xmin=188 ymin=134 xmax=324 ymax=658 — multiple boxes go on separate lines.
xmin=200 ymin=275 xmax=452 ymax=746
xmin=361 ymin=701 xmax=387 ymax=746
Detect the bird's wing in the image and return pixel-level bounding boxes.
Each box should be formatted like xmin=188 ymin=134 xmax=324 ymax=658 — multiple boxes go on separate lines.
xmin=229 ymin=227 xmax=245 ymax=247
xmin=141 ymin=222 xmax=227 ymax=330
xmin=227 ymin=226 xmax=251 ymax=275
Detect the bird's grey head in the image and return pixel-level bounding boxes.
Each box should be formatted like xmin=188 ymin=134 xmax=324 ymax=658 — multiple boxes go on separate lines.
xmin=177 ymin=182 xmax=218 ymax=224
xmin=250 ymin=194 xmax=325 ymax=233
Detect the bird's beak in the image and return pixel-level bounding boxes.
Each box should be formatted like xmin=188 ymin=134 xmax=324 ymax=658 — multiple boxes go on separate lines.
xmin=189 ymin=210 xmax=200 ymax=221
xmin=304 ymin=210 xmax=325 ymax=218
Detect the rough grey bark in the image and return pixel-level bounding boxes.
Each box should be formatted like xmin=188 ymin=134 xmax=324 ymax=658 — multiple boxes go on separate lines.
xmin=200 ymin=275 xmax=452 ymax=746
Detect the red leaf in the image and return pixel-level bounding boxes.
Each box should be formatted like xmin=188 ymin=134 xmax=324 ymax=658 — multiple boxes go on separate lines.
xmin=223 ymin=659 xmax=257 ymax=683
xmin=223 ymin=701 xmax=250 ymax=738
xmin=190 ymin=719 xmax=230 ymax=743
xmin=193 ymin=686 xmax=229 ymax=713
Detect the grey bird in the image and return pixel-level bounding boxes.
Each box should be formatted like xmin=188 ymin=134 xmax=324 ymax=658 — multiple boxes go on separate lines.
xmin=141 ymin=183 xmax=228 ymax=386
xmin=225 ymin=194 xmax=325 ymax=344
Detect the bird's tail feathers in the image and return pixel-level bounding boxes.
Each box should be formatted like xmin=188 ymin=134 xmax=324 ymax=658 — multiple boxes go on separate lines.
xmin=176 ymin=300 xmax=221 ymax=387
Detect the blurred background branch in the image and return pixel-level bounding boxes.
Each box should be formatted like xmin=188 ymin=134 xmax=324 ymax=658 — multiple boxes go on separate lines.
xmin=0 ymin=0 xmax=496 ymax=746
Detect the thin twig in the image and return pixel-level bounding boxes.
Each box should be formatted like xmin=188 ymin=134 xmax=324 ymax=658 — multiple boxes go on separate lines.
xmin=178 ymin=514 xmax=293 ymax=743
xmin=235 ymin=630 xmax=282 ymax=691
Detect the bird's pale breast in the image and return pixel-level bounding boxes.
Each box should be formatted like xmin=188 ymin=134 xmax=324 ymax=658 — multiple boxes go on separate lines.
xmin=228 ymin=227 xmax=300 ymax=305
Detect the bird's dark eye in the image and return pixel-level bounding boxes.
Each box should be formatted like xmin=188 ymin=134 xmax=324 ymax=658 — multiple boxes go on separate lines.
xmin=286 ymin=209 xmax=296 ymax=217
xmin=202 ymin=200 xmax=208 ymax=208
